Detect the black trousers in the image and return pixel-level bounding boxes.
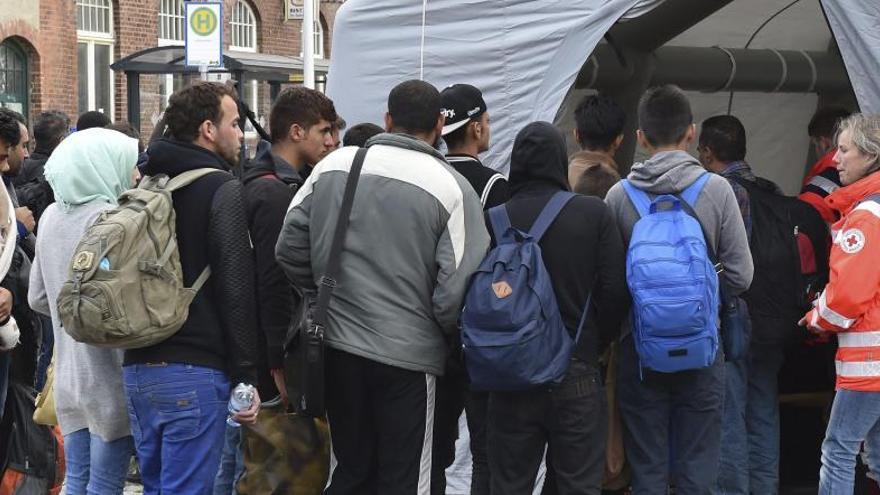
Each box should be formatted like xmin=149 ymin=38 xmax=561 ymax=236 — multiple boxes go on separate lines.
xmin=325 ymin=348 xmax=436 ymax=495
xmin=487 ymin=359 xmax=607 ymax=495
xmin=431 ymin=364 xmax=490 ymax=495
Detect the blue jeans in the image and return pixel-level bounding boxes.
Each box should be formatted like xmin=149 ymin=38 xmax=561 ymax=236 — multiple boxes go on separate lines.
xmin=618 ymin=334 xmax=725 ymax=494
xmin=819 ymin=389 xmax=880 ymax=494
xmin=35 ymin=315 xmax=54 ymax=391
xmin=716 ymin=358 xmax=748 ymax=494
xmin=746 ymin=344 xmax=785 ymax=494
xmin=63 ymin=429 xmax=134 ymax=495
xmin=212 ymin=423 xmax=244 ymax=495
xmin=124 ymin=363 xmax=231 ymax=495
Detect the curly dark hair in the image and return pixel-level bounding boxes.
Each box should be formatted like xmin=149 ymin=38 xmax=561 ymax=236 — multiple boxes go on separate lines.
xmin=269 ymin=87 xmax=338 ymax=144
xmin=164 ymin=81 xmax=238 ymax=143
xmin=0 ymin=111 xmax=22 ymax=149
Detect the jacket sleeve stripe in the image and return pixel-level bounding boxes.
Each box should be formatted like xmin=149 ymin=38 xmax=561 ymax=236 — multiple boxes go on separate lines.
xmin=818 ymin=291 xmax=856 ymax=329
xmin=480 ymin=173 xmax=506 ymax=207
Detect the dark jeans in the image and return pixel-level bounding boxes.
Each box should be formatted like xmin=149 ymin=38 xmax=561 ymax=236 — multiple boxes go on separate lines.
xmin=325 ymin=348 xmax=436 ymax=495
xmin=432 ymin=365 xmax=490 ymax=495
xmin=213 ymin=423 xmax=244 ymax=495
xmin=35 ymin=314 xmax=53 ymax=391
xmin=123 ymin=363 xmax=231 ymax=495
xmin=488 ymin=359 xmax=607 ymax=495
xmin=618 ymin=334 xmax=724 ymax=494
xmin=0 ymin=351 xmax=7 ymax=421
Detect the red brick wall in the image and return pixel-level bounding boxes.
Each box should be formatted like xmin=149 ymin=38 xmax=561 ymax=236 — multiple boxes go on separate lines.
xmin=0 ymin=1 xmax=77 ymax=126
xmin=3 ymin=0 xmax=339 ymax=136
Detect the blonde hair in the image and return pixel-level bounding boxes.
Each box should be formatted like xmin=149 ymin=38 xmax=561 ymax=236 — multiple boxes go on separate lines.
xmin=836 ymin=113 xmax=880 ymax=172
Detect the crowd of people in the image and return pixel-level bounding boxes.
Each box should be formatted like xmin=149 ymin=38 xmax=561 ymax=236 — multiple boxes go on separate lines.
xmin=0 ymin=76 xmax=878 ymax=495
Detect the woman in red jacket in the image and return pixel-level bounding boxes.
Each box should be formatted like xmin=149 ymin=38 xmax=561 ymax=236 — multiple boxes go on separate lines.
xmin=801 ymin=113 xmax=880 ymax=494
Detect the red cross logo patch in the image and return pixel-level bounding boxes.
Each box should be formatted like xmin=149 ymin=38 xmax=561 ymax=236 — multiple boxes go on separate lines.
xmin=841 ymin=228 xmax=866 ymax=254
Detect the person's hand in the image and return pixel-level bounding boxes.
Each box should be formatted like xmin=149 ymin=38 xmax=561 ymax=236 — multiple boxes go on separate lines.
xmin=15 ymin=207 xmax=34 ymax=233
xmin=232 ymin=389 xmax=262 ymax=425
xmin=270 ymin=368 xmax=288 ymax=408
xmin=799 ymin=315 xmax=825 ymax=335
xmin=0 ymin=288 xmax=11 ymax=321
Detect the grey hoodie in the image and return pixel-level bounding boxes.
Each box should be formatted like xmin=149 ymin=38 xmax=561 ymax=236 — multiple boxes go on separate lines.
xmin=605 ymin=150 xmax=753 ymax=296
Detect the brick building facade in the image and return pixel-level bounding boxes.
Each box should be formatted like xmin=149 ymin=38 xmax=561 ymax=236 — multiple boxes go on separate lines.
xmin=0 ymin=0 xmax=342 ymax=136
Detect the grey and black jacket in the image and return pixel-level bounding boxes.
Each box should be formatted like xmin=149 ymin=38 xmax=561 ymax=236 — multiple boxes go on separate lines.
xmin=275 ymin=133 xmax=490 ymax=376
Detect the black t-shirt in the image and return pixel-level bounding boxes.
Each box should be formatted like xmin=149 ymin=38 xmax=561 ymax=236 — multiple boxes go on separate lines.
xmin=445 ymin=154 xmax=510 ymax=209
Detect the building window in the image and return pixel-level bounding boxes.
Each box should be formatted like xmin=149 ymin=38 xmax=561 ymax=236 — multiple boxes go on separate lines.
xmin=314 ymin=6 xmax=324 ymax=58
xmin=230 ymin=1 xmax=257 ymax=52
xmin=0 ymin=40 xmax=29 ymax=117
xmin=76 ymin=0 xmax=114 ymax=117
xmin=158 ymin=0 xmax=185 ymax=44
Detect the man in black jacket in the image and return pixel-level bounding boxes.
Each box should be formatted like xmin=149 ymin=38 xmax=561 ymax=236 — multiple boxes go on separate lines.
xmin=122 ymin=81 xmax=261 ymax=494
xmin=14 ymin=110 xmax=69 ymax=228
xmin=433 ymin=83 xmax=508 ymax=495
xmin=236 ymin=87 xmax=337 ymax=493
xmin=486 ymin=122 xmax=629 ymax=494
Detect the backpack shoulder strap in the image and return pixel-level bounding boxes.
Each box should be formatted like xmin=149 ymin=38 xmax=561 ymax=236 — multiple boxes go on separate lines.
xmin=621 ymin=179 xmax=651 ymax=218
xmin=679 ymin=173 xmax=711 ymax=208
xmin=165 ymin=168 xmax=225 ymax=192
xmin=528 ymin=191 xmax=576 ymax=242
xmin=488 ymin=204 xmax=512 ymax=244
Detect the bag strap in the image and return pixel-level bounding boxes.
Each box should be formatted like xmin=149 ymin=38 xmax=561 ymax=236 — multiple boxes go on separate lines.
xmin=528 ymin=191 xmax=576 ymax=242
xmin=165 ymin=168 xmax=224 ymax=192
xmin=675 ymin=187 xmax=732 ymax=303
xmin=573 ymin=290 xmax=594 ymax=345
xmin=621 ymin=180 xmax=651 ymax=218
xmin=313 ymin=147 xmax=369 ymax=327
xmin=488 ymin=204 xmax=512 ymax=244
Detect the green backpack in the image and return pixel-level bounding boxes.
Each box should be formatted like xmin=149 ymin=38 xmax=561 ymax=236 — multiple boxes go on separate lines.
xmin=57 ymin=168 xmax=222 ymax=349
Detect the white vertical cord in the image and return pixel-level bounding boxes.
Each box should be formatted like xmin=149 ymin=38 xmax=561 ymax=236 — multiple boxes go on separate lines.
xmin=419 ymin=0 xmax=428 ymax=80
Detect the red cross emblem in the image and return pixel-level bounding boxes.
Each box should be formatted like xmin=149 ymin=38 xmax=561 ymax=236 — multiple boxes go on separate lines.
xmin=847 ymin=235 xmax=859 ymax=247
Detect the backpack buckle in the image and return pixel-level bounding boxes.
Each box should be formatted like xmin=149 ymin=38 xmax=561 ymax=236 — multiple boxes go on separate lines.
xmin=319 ymin=276 xmax=337 ymax=288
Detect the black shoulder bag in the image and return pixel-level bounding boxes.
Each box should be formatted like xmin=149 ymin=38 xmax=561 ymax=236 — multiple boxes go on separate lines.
xmin=288 ymin=147 xmax=368 ymax=417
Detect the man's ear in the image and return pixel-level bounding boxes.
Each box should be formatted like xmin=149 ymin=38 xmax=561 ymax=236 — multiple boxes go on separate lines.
xmin=199 ymin=119 xmax=215 ymax=143
xmin=612 ymin=134 xmax=624 ymax=151
xmin=636 ymin=129 xmax=650 ymax=151
xmin=288 ymin=123 xmax=304 ymax=143
xmin=572 ymin=128 xmax=580 ymax=146
xmin=433 ymin=113 xmax=444 ymax=141
xmin=682 ymin=123 xmax=696 ymax=147
xmin=384 ymin=112 xmax=393 ymax=132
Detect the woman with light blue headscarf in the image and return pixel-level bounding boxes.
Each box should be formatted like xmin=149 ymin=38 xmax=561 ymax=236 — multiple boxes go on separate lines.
xmin=28 ymin=127 xmax=140 ymax=495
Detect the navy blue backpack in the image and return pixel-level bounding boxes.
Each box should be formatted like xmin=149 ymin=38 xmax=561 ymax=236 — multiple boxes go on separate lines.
xmin=461 ymin=191 xmax=591 ymax=391
xmin=621 ymin=174 xmax=720 ymax=373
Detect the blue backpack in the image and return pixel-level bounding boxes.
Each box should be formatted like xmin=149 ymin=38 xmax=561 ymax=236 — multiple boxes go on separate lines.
xmin=461 ymin=191 xmax=591 ymax=391
xmin=621 ymin=174 xmax=720 ymax=373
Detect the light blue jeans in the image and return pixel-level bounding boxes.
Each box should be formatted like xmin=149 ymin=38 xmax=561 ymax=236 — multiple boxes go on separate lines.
xmin=63 ymin=428 xmax=134 ymax=495
xmin=819 ymin=388 xmax=880 ymax=494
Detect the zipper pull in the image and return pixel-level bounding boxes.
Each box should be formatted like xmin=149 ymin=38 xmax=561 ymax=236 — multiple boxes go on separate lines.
xmin=794 ymin=225 xmax=799 ymax=236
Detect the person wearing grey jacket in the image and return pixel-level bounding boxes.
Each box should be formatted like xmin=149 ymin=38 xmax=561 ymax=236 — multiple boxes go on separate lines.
xmin=275 ymin=80 xmax=489 ymax=495
xmin=604 ymin=85 xmax=753 ymax=494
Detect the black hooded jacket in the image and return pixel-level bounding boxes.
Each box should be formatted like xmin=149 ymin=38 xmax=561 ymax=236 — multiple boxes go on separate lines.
xmin=491 ymin=122 xmax=630 ymax=364
xmin=123 ymin=138 xmax=259 ymax=385
xmin=241 ymin=141 xmax=305 ymax=398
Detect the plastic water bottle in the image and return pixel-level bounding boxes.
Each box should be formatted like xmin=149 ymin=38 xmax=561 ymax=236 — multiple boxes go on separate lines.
xmin=226 ymin=383 xmax=256 ymax=427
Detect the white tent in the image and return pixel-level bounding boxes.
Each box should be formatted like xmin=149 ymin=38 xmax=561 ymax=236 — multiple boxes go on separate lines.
xmin=327 ymin=0 xmax=879 ymax=193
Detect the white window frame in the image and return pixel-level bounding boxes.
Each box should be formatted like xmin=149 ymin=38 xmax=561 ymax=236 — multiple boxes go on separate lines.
xmin=76 ymin=0 xmax=115 ymax=117
xmin=230 ymin=1 xmax=258 ymax=53
xmin=314 ymin=3 xmax=324 ymax=59
xmin=158 ymin=0 xmax=185 ymax=45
